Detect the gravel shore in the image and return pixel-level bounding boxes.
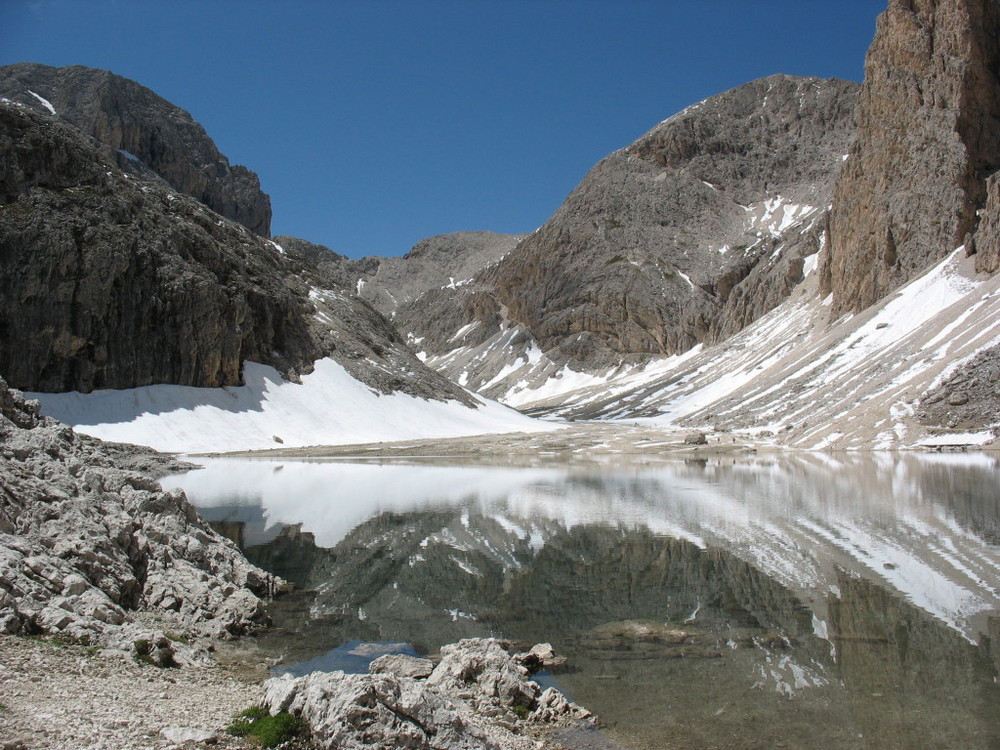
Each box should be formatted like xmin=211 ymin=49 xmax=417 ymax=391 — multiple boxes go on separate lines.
xmin=0 ymin=623 xmax=267 ymax=750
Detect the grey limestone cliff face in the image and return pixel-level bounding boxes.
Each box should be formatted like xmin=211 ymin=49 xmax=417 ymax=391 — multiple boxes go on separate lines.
xmin=0 ymin=62 xmax=272 ymax=235
xmin=271 ymin=231 xmax=528 ymax=375
xmin=0 ymin=101 xmax=316 ymax=392
xmin=0 ymin=98 xmax=475 ymax=403
xmin=825 ymin=0 xmax=1000 ymax=316
xmin=489 ymin=75 xmax=858 ymax=364
xmin=356 ymin=231 xmax=526 ymax=318
xmin=388 ymin=76 xmax=858 ymax=373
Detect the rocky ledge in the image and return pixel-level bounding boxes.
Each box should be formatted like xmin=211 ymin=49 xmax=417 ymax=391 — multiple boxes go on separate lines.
xmin=0 ymin=376 xmax=282 ymax=663
xmin=264 ymin=639 xmax=593 ymax=750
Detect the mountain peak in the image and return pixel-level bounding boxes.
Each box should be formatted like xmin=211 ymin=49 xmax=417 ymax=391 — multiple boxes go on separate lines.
xmin=0 ymin=62 xmax=272 ymax=236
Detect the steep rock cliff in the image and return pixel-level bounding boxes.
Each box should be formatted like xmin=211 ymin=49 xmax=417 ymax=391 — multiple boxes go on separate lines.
xmin=0 ymin=101 xmax=314 ymax=391
xmin=825 ymin=0 xmax=1000 ymax=315
xmin=0 ymin=62 xmax=271 ymax=236
xmin=0 ymin=99 xmax=473 ymax=403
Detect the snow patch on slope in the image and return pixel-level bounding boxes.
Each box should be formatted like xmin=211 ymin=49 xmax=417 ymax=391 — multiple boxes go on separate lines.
xmin=27 ymin=89 xmax=56 ymax=115
xmin=30 ymin=358 xmax=555 ymax=454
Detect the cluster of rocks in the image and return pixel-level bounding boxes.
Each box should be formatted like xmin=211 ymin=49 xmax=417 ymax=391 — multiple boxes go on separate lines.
xmin=0 ymin=376 xmax=281 ymax=661
xmin=918 ymin=344 xmax=1000 ymax=433
xmin=263 ymin=639 xmax=593 ymax=750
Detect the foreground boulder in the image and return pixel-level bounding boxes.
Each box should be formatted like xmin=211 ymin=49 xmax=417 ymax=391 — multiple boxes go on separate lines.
xmin=263 ymin=638 xmax=593 ymax=750
xmin=0 ymin=377 xmax=280 ymax=658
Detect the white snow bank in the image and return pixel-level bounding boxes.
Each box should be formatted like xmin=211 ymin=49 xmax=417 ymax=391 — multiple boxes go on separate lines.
xmin=917 ymin=431 xmax=996 ymax=448
xmin=29 ymin=358 xmax=555 ymax=454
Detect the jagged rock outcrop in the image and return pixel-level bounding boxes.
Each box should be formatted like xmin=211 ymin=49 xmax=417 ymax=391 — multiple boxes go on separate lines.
xmin=0 ymin=98 xmax=475 ymax=402
xmin=356 ymin=232 xmax=526 ymax=317
xmin=0 ymin=377 xmax=280 ymax=657
xmin=262 ymin=638 xmax=592 ymax=750
xmin=972 ymin=172 xmax=1000 ymax=273
xmin=0 ymin=62 xmax=271 ymax=235
xmin=825 ymin=0 xmax=1000 ymax=315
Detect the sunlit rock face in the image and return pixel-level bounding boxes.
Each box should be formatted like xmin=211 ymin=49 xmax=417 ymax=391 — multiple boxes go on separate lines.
xmin=488 ymin=75 xmax=858 ymax=364
xmin=825 ymin=0 xmax=1000 ymax=316
xmin=336 ymin=76 xmax=858 ymax=394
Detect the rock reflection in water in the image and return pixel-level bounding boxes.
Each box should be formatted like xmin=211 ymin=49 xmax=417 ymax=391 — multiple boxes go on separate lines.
xmin=165 ymin=454 xmax=1000 ymax=749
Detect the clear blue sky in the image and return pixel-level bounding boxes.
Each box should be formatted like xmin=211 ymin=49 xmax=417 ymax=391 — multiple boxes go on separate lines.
xmin=2 ymin=1 xmax=883 ymax=258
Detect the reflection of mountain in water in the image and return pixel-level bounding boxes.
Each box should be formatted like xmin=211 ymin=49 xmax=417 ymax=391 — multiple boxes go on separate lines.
xmin=174 ymin=455 xmax=1000 ymax=749
xmin=175 ymin=453 xmax=1000 ymax=643
xmin=220 ymin=506 xmax=1000 ymax=750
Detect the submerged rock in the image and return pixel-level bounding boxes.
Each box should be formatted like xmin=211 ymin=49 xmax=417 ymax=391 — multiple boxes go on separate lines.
xmin=263 ymin=638 xmax=593 ymax=750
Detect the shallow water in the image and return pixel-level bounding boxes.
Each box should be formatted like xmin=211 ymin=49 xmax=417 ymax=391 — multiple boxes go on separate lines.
xmin=163 ymin=452 xmax=1000 ymax=749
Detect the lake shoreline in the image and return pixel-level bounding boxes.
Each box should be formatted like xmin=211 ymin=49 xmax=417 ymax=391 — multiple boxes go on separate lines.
xmin=190 ymin=422 xmax=998 ymax=464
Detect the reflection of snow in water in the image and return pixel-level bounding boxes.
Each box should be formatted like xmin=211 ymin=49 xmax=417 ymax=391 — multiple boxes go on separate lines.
xmin=163 ymin=453 xmax=1000 ymax=642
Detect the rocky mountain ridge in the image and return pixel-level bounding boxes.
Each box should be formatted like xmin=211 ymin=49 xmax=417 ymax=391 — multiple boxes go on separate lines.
xmin=6 ymin=0 xmax=1000 ymax=451
xmin=344 ymin=75 xmax=859 ymax=401
xmin=0 ymin=73 xmax=477 ymax=407
xmin=0 ymin=62 xmax=272 ymax=235
xmin=336 ymin=0 xmax=1000 ymax=448
xmin=490 ymin=74 xmax=858 ymax=361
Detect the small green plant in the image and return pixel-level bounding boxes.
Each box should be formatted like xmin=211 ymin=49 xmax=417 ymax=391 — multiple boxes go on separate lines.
xmin=165 ymin=632 xmax=190 ymax=645
xmin=605 ymin=254 xmax=626 ymax=265
xmin=228 ymin=705 xmax=305 ymax=748
xmin=0 ymin=703 xmax=8 ymax=712
xmin=511 ymin=704 xmax=531 ymax=719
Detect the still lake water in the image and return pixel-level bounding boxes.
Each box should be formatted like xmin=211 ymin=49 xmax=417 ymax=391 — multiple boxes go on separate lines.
xmin=162 ymin=453 xmax=1000 ymax=749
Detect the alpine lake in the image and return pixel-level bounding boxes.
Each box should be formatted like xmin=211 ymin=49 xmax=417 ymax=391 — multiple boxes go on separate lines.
xmin=161 ymin=450 xmax=1000 ymax=750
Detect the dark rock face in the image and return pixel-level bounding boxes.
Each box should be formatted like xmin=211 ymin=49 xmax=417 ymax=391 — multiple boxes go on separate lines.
xmin=0 ymin=102 xmax=315 ymax=392
xmin=0 ymin=62 xmax=271 ymax=235
xmin=825 ymin=0 xmax=1000 ymax=316
xmin=971 ymin=172 xmax=1000 ymax=273
xmin=0 ymin=100 xmax=474 ymax=403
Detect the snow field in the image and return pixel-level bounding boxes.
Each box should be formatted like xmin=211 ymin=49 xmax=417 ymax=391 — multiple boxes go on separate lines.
xmin=30 ymin=358 xmax=556 ymax=454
